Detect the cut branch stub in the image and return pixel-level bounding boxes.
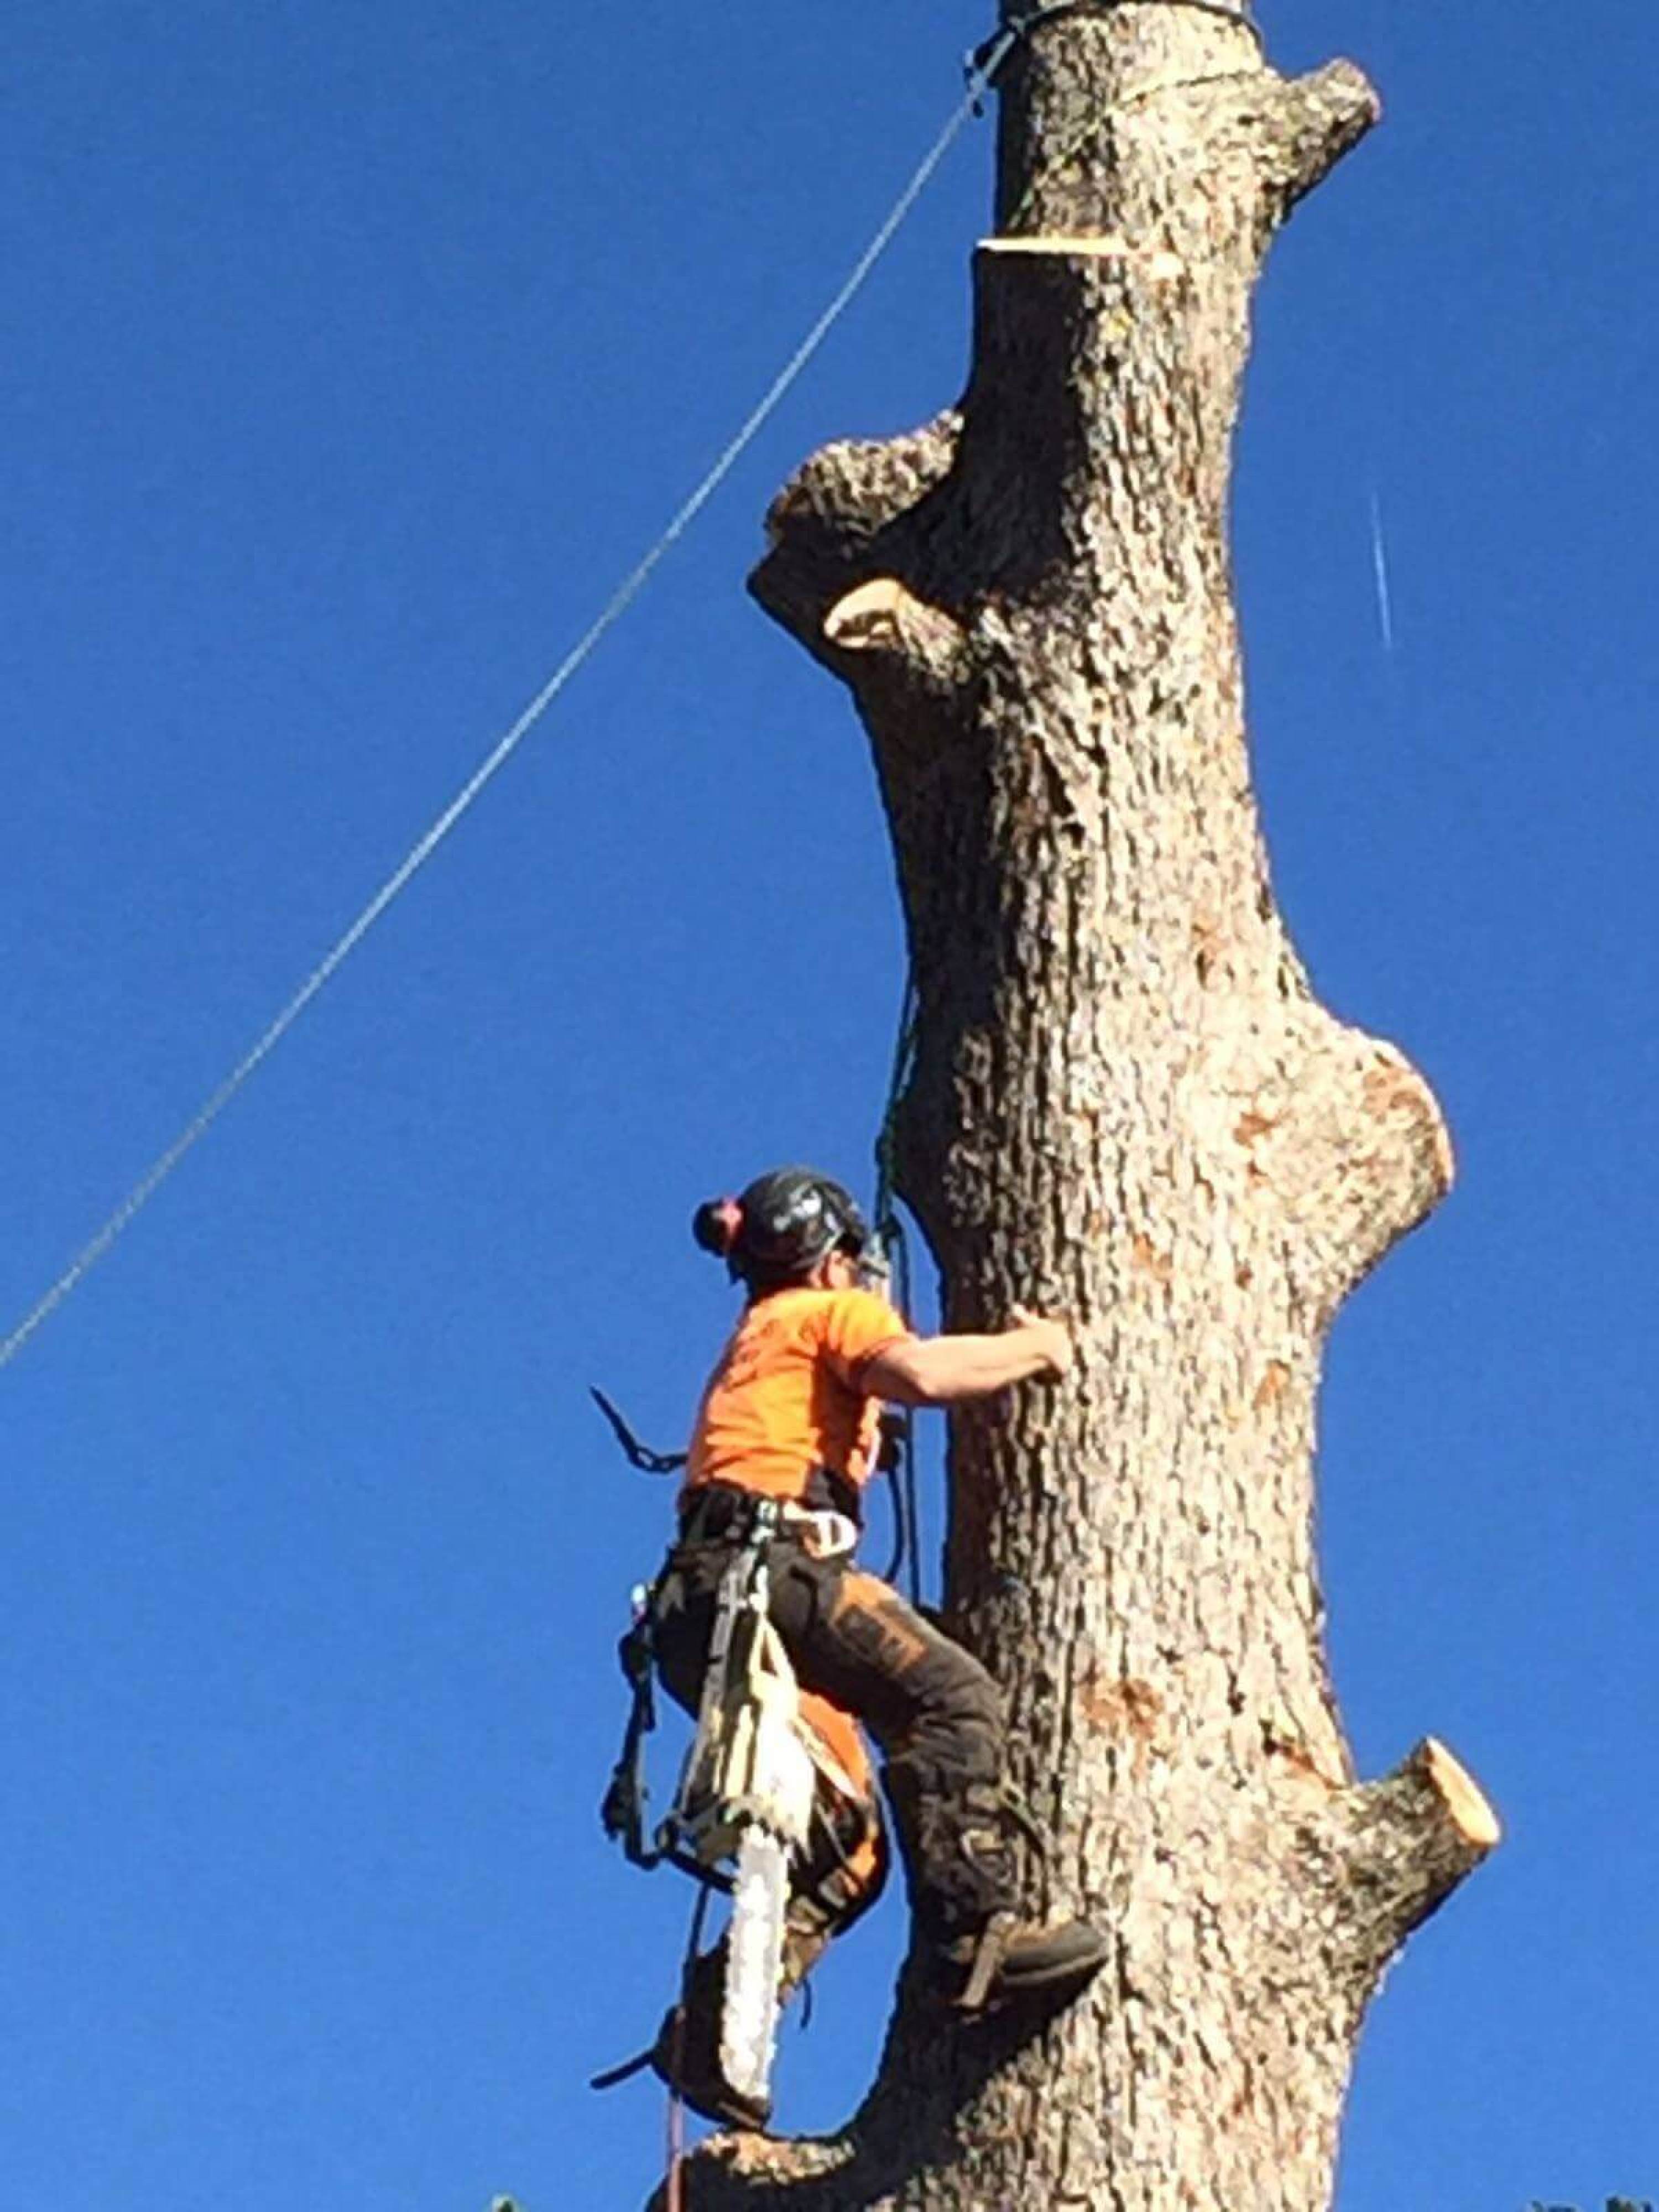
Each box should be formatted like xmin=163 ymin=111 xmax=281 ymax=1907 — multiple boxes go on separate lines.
xmin=992 ymin=6 xmax=1378 ymax=239
xmin=1262 ymin=60 xmax=1383 ymax=215
xmin=751 ymin=417 xmax=960 ymax=674
xmin=1298 ymin=1738 xmax=1501 ymax=1997
xmin=822 ymin=577 xmax=969 ymax=694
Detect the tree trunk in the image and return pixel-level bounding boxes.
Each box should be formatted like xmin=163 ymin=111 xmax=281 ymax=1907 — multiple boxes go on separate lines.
xmin=662 ymin=7 xmax=1496 ymax=2205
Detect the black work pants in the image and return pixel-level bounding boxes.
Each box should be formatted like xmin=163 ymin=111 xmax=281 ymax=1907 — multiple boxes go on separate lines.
xmin=653 ymin=1533 xmax=1019 ymax=1943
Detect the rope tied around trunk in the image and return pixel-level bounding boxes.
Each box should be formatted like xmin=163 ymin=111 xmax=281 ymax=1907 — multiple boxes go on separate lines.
xmin=971 ymin=0 xmax=1265 ymax=91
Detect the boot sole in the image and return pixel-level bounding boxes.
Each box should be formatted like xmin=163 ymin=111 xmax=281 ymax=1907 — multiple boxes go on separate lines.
xmin=650 ymin=2052 xmax=771 ymax=2133
xmin=997 ymin=1948 xmax=1108 ymax=1995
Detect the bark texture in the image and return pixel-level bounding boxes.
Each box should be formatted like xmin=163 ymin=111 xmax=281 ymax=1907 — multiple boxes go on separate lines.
xmin=661 ymin=6 xmax=1494 ymax=2205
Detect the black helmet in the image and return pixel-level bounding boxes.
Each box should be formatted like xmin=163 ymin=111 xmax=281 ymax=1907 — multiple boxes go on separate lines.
xmin=693 ymin=1167 xmax=873 ymax=1291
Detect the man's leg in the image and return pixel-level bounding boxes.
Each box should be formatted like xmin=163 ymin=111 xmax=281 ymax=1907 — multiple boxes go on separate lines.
xmin=769 ymin=1558 xmax=1011 ymax=1937
xmin=649 ymin=1548 xmax=886 ymax=1953
xmin=768 ymin=1553 xmax=1106 ymax=2001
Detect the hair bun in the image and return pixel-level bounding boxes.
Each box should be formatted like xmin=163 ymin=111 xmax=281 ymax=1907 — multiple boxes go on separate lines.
xmin=692 ymin=1197 xmax=744 ymax=1259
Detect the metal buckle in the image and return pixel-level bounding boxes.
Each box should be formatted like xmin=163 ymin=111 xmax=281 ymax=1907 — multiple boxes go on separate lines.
xmin=786 ymin=1507 xmax=859 ymax=1561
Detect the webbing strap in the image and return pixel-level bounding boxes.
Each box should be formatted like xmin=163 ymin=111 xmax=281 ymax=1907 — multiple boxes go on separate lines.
xmin=973 ymin=0 xmax=1264 ymax=81
xmin=957 ymin=1910 xmax=1019 ymax=2011
xmin=600 ymin=1605 xmax=661 ymax=1867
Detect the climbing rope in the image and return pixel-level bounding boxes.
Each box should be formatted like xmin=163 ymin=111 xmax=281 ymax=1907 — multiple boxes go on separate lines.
xmin=985 ymin=0 xmax=1271 ymax=237
xmin=3 ymin=0 xmax=1275 ymax=1376
xmin=0 ymin=32 xmax=1025 ymax=1378
xmin=663 ymin=1884 xmax=711 ymax=2212
xmin=871 ymin=971 xmax=919 ymax=1256
xmin=872 ymin=971 xmax=925 ymax=1604
xmin=973 ymin=0 xmax=1264 ymax=83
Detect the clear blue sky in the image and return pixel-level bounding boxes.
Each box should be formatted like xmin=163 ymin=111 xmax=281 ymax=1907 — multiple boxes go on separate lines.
xmin=3 ymin=3 xmax=1653 ymax=2206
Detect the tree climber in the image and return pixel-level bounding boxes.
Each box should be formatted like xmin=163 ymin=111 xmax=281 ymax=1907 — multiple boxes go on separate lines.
xmin=647 ymin=1165 xmax=1109 ymax=2129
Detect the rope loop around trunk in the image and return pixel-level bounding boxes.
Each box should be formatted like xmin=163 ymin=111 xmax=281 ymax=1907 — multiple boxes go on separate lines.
xmin=973 ymin=0 xmax=1265 ymax=85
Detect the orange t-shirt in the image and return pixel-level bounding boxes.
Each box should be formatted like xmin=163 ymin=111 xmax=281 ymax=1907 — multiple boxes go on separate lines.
xmin=685 ymin=1285 xmax=913 ymax=1506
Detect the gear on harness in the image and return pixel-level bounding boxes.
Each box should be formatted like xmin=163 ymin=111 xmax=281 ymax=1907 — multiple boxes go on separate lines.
xmin=598 ymin=1584 xmax=703 ymax=1879
xmin=597 ymin=1503 xmax=858 ymax=2122
xmin=589 ymin=1386 xmax=687 ymax=1475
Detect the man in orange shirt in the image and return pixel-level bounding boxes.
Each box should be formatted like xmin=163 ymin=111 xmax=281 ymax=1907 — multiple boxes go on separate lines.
xmin=648 ymin=1166 xmax=1107 ymax=2128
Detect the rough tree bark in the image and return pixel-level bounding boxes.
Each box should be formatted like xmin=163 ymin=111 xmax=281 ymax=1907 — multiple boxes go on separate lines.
xmin=661 ymin=5 xmax=1497 ymax=2206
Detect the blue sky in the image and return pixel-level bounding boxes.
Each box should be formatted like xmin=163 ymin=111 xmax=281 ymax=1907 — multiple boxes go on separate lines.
xmin=3 ymin=3 xmax=1654 ymax=2207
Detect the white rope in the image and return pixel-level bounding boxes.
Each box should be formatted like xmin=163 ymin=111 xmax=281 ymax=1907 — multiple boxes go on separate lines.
xmin=0 ymin=45 xmax=1014 ymax=1376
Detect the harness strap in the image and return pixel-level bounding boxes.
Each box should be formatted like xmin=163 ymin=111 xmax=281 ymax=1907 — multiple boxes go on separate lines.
xmin=599 ymin=1595 xmax=661 ymax=1867
xmin=679 ymin=1480 xmax=859 ymax=1555
xmin=956 ymin=1910 xmax=1019 ymax=2012
xmin=589 ymin=2048 xmax=653 ymax=2093
xmin=591 ymin=1386 xmax=688 ymax=1474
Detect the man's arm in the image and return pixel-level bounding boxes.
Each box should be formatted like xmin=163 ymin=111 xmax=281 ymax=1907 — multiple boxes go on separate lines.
xmin=862 ymin=1307 xmax=1072 ymax=1407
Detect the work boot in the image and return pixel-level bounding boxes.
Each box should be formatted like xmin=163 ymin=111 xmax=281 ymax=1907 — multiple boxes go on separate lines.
xmin=648 ymin=1944 xmax=771 ymax=2132
xmin=937 ymin=1911 xmax=1109 ymax=2012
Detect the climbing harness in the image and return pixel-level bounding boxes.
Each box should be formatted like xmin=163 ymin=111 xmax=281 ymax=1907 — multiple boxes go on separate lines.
xmin=599 ymin=1487 xmax=859 ymax=1860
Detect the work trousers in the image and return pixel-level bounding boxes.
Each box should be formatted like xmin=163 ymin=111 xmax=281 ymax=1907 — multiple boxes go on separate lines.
xmin=652 ymin=1527 xmax=1020 ymax=1949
